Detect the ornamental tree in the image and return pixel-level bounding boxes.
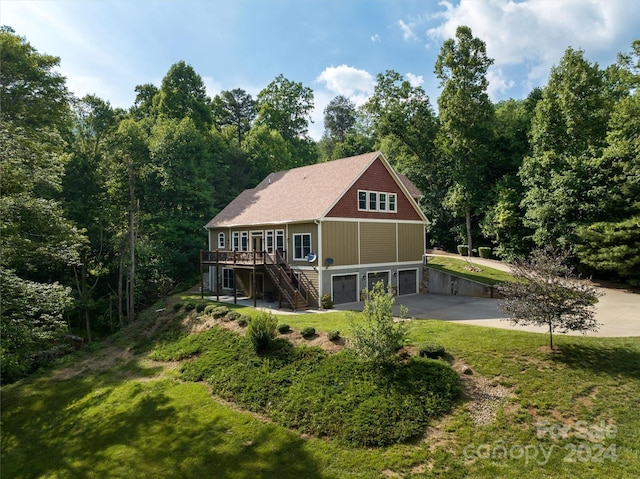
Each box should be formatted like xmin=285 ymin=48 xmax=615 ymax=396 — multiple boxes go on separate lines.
xmin=498 ymin=247 xmax=602 ymax=349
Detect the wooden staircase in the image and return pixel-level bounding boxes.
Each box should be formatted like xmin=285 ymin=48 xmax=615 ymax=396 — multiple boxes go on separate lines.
xmin=264 ymin=251 xmax=318 ymax=310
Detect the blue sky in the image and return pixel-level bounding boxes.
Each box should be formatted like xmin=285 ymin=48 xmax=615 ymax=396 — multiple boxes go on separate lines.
xmin=3 ymin=0 xmax=638 ymax=139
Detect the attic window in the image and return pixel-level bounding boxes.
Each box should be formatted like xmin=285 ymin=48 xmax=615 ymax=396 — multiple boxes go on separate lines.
xmin=389 ymin=194 xmax=397 ymax=212
xmin=357 ymin=190 xmax=398 ymax=213
xmin=358 ymin=190 xmax=367 ymax=210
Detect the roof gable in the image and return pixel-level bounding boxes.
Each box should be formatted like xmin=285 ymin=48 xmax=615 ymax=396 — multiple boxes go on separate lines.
xmin=325 ymin=156 xmax=426 ymax=222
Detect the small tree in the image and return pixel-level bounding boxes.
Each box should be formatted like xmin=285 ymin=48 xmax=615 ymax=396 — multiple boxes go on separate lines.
xmin=350 ymin=282 xmax=408 ymax=367
xmin=498 ymin=247 xmax=602 ymax=349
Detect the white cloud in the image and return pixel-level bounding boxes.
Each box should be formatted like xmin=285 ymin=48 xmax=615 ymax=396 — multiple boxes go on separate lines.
xmin=428 ymin=0 xmax=637 ymax=85
xmin=202 ymin=76 xmax=223 ymax=98
xmin=371 ymin=33 xmax=381 ymax=43
xmin=316 ymin=65 xmax=375 ymax=98
xmin=486 ymin=69 xmax=515 ymax=100
xmin=406 ymin=73 xmax=424 ymax=88
xmin=398 ymin=20 xmax=418 ymax=41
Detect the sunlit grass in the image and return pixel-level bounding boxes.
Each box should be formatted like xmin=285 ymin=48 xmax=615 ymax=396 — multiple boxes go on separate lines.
xmin=3 ymin=298 xmax=639 ymax=479
xmin=426 ymin=256 xmax=514 ymax=285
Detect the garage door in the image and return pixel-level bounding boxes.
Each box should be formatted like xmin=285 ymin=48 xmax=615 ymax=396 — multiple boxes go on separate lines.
xmin=367 ymin=272 xmax=390 ymax=291
xmin=398 ymin=269 xmax=418 ymax=295
xmin=332 ymin=274 xmax=357 ymax=304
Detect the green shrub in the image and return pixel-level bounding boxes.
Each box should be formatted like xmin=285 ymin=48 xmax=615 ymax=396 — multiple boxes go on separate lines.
xmin=211 ymin=306 xmax=230 ymax=318
xmin=204 ymin=304 xmax=216 ymax=314
xmin=327 ymin=330 xmax=340 ymax=341
xmin=301 ymin=327 xmax=316 ymax=338
xmin=172 ymin=302 xmax=183 ymax=311
xmin=247 ymin=312 xmax=277 ymax=352
xmin=196 ymin=303 xmax=206 ymax=313
xmin=277 ymin=323 xmax=291 ymax=334
xmin=350 ymin=282 xmax=408 ymax=367
xmin=419 ymin=341 xmax=446 ymax=359
xmin=478 ymin=247 xmax=492 ymax=258
xmin=457 ymin=245 xmax=469 ymax=256
xmin=184 ymin=302 xmax=196 ymax=311
xmin=237 ymin=317 xmax=248 ymax=327
xmin=320 ymin=293 xmax=333 ymax=309
xmin=226 ymin=311 xmax=241 ymax=322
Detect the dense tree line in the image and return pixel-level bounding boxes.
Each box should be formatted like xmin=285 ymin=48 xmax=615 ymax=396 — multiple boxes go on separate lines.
xmin=1 ymin=25 xmax=638 ymax=382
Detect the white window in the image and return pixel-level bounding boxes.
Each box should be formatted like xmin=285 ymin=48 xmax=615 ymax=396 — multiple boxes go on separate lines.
xmin=232 ymin=232 xmax=239 ymax=251
xmin=369 ymin=191 xmax=378 ymax=211
xmin=222 ymin=268 xmax=234 ymax=289
xmin=241 ymin=232 xmax=249 ymax=252
xmin=379 ymin=193 xmax=387 ymax=211
xmin=293 ymin=233 xmax=311 ymax=260
xmin=217 ymin=232 xmax=225 ymax=249
xmin=275 ymin=230 xmax=285 ymax=252
xmin=358 ymin=190 xmax=367 ymax=210
xmin=265 ymin=231 xmax=274 ymax=253
xmin=389 ymin=194 xmax=397 ymax=212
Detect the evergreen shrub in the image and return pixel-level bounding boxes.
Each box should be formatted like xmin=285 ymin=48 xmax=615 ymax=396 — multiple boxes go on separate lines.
xmin=301 ymin=327 xmax=316 ymax=338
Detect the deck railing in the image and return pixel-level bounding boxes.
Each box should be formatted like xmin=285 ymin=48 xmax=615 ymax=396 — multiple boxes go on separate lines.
xmin=200 ymin=250 xmax=274 ymax=265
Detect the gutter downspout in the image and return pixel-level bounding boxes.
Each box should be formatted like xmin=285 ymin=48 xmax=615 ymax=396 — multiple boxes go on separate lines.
xmin=315 ymin=219 xmax=322 ymax=306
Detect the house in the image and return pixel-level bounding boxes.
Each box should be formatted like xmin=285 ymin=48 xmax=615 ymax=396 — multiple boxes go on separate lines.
xmin=201 ymin=151 xmax=429 ymax=309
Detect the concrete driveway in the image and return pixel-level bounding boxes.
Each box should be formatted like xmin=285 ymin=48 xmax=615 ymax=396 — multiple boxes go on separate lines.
xmin=335 ymin=289 xmax=640 ymax=338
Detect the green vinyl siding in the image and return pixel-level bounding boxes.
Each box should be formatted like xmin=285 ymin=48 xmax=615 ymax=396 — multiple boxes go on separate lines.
xmin=398 ymin=223 xmax=425 ymax=262
xmin=360 ymin=222 xmax=396 ymax=264
xmin=321 ymin=221 xmax=359 ymax=266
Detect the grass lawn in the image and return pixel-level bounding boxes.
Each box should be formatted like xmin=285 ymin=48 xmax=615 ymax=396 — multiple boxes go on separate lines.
xmin=2 ymin=299 xmax=639 ymax=478
xmin=426 ymin=255 xmax=514 ymax=285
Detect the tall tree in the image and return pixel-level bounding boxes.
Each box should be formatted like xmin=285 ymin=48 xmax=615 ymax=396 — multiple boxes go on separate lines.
xmin=573 ymin=47 xmax=640 ymax=284
xmin=435 ymin=26 xmax=495 ymax=256
xmin=323 ymin=95 xmax=356 ymax=142
xmin=255 ymin=74 xmax=317 ymax=166
xmin=256 ymin=74 xmax=314 ymax=140
xmin=144 ymin=117 xmax=219 ymax=289
xmin=62 ymin=95 xmax=118 ymax=341
xmin=108 ymin=119 xmax=149 ymax=322
xmin=520 ymin=48 xmax=613 ymax=246
xmin=212 ymin=88 xmax=256 ymax=144
xmin=481 ymin=91 xmax=541 ymax=259
xmin=156 ymin=60 xmax=212 ymax=131
xmin=0 ymin=27 xmax=80 ymax=380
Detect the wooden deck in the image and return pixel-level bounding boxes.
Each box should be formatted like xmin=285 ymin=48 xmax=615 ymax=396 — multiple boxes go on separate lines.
xmin=200 ymin=250 xmax=275 ymax=267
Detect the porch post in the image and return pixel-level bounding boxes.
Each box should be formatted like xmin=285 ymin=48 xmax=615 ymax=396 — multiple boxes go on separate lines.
xmin=215 ymin=249 xmax=219 ymax=302
xmin=200 ymin=250 xmax=204 ymax=300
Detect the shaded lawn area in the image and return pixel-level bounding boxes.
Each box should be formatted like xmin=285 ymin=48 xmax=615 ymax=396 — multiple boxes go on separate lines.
xmin=2 ymin=301 xmax=639 ymax=479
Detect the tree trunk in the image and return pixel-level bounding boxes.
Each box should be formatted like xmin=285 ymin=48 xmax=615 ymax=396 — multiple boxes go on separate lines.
xmin=117 ymin=246 xmax=124 ymax=327
xmin=466 ymin=209 xmax=473 ymax=257
xmin=128 ymin=161 xmax=136 ymax=321
xmin=548 ymin=322 xmax=554 ymax=349
xmin=84 ymin=308 xmax=92 ymax=343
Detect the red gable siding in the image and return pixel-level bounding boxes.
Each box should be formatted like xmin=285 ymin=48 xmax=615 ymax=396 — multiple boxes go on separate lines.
xmin=326 ymin=157 xmax=423 ymax=221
